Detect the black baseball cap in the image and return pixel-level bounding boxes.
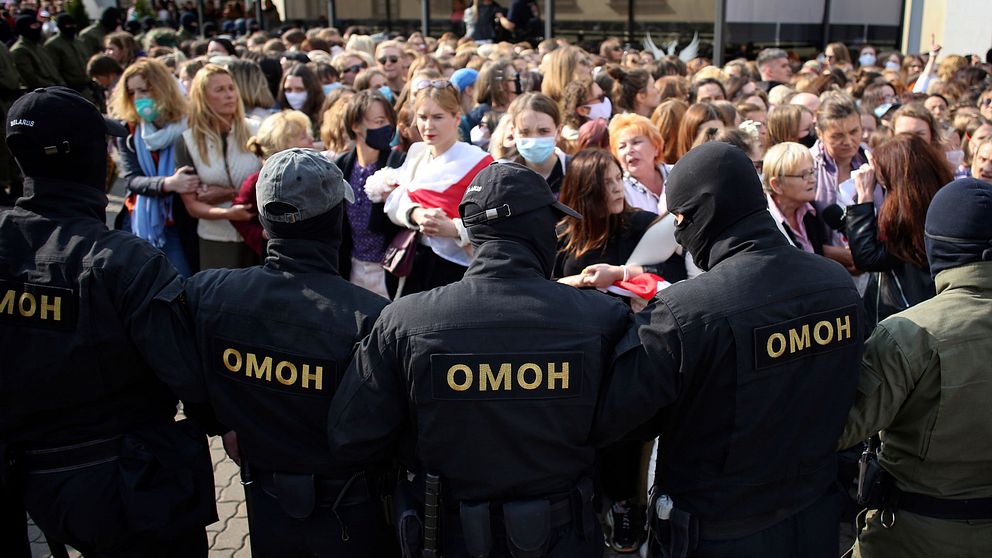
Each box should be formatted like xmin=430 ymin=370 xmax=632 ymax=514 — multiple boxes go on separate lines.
xmin=256 ymin=148 xmax=354 ymax=223
xmin=459 ymin=162 xmax=581 ymax=227
xmin=6 ymin=87 xmax=128 ymax=158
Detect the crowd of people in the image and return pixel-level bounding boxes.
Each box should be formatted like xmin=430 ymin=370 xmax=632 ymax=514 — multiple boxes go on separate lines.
xmin=2 ymin=1 xmax=992 ymax=558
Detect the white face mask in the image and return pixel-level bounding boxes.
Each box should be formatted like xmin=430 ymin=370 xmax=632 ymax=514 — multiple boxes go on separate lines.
xmin=885 ymin=61 xmax=901 ymax=71
xmin=859 ymin=53 xmax=877 ymax=67
xmin=285 ymin=91 xmax=308 ymax=110
xmin=583 ymin=97 xmax=613 ymax=121
xmin=946 ymin=149 xmax=965 ymax=168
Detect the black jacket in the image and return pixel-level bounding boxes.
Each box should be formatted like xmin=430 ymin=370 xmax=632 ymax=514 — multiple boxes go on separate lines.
xmin=333 ymin=147 xmax=405 ymax=279
xmin=183 ymin=236 xmax=388 ymax=475
xmin=328 ymin=239 xmax=631 ymax=501
xmin=596 ymin=213 xmax=864 ymax=534
xmin=0 ymin=178 xmax=206 ymax=447
xmin=843 ymin=202 xmax=935 ymax=331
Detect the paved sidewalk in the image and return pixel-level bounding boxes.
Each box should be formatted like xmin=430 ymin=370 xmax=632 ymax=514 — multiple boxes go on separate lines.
xmin=29 ymin=435 xmax=251 ymax=558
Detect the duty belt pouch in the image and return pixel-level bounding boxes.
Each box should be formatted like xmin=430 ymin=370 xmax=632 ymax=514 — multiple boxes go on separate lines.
xmin=503 ymin=499 xmax=551 ymax=558
xmin=459 ymin=501 xmax=493 ymax=557
xmin=272 ymin=472 xmax=316 ymax=519
xmin=118 ymin=419 xmax=217 ymax=538
xmin=392 ymin=478 xmax=423 ymax=558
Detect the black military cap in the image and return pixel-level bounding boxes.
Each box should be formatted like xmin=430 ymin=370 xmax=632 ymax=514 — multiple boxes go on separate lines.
xmin=6 ymin=87 xmax=128 ymax=158
xmin=459 ymin=162 xmax=581 ymax=227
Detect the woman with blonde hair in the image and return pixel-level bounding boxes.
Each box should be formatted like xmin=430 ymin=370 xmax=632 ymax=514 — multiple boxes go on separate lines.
xmin=110 ymin=57 xmax=199 ymax=275
xmin=174 ymin=63 xmax=260 ymax=270
xmin=231 ymin=110 xmax=316 ymax=258
xmin=540 ymin=45 xmax=593 ymax=103
xmin=384 ymin=78 xmax=493 ymax=296
xmin=225 ymin=59 xmax=276 ymax=122
xmin=319 ymin=86 xmax=356 ymax=157
xmin=762 ymin=142 xmax=827 ymax=254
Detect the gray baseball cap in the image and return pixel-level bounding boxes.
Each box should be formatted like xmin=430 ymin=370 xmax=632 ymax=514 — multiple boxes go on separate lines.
xmin=255 ymin=148 xmax=354 ymax=223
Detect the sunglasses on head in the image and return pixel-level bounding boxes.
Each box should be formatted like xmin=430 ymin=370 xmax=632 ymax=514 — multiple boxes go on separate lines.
xmin=344 ymin=64 xmax=364 ymax=74
xmin=414 ymin=79 xmax=454 ymax=92
xmin=378 ymin=55 xmax=399 ymax=65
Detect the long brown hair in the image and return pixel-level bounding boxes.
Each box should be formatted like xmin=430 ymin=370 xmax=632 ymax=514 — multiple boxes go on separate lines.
xmin=557 ymin=149 xmax=629 ymax=258
xmin=676 ymin=102 xmax=722 ymax=159
xmin=874 ymin=134 xmax=953 ymax=268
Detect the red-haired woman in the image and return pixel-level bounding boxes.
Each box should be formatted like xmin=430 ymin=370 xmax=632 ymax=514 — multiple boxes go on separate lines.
xmin=844 ymin=134 xmax=953 ymax=329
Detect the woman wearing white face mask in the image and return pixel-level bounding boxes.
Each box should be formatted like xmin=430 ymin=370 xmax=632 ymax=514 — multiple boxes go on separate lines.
xmin=559 ymin=78 xmax=612 ymax=155
xmin=858 ymin=45 xmax=878 ymax=68
xmin=277 ymin=63 xmax=325 ymax=137
xmin=504 ymin=93 xmax=568 ymax=193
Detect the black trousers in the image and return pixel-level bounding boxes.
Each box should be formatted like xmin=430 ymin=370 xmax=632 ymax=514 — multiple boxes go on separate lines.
xmin=687 ymin=489 xmax=841 ymax=558
xmin=245 ymin=469 xmax=396 ymax=558
xmin=439 ymin=501 xmax=605 ymax=558
xmin=0 ymin=479 xmax=29 ymax=558
xmin=20 ymin=461 xmax=208 ymax=558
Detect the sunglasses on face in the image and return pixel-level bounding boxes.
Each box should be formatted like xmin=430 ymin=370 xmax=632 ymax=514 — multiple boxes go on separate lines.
xmin=344 ymin=64 xmax=364 ymax=74
xmin=981 ymin=98 xmax=992 ymax=108
xmin=378 ymin=55 xmax=399 ymax=65
xmin=414 ymin=79 xmax=454 ymax=92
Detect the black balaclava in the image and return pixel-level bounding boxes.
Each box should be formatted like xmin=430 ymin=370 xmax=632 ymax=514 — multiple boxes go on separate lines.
xmin=55 ymin=14 xmax=78 ymax=40
xmin=260 ymin=202 xmax=344 ymax=251
xmin=924 ymin=177 xmax=992 ymax=278
xmin=462 ymin=202 xmax=559 ymax=279
xmin=666 ymin=142 xmax=770 ymax=271
xmin=100 ymin=7 xmax=122 ymax=32
xmin=15 ymin=12 xmax=41 ymax=43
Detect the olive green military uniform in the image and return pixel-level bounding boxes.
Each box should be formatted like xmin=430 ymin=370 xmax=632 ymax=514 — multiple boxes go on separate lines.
xmin=10 ymin=37 xmax=64 ymax=90
xmin=840 ymin=262 xmax=992 ymax=558
xmin=0 ymin=41 xmax=21 ymax=199
xmin=44 ymin=34 xmax=93 ymax=102
xmin=78 ymin=22 xmax=106 ymax=59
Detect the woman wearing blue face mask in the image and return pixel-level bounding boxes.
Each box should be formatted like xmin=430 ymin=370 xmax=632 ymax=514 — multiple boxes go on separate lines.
xmin=109 ymin=57 xmax=200 ymax=276
xmin=334 ymin=90 xmax=407 ymax=298
xmin=505 ymin=92 xmax=567 ymax=193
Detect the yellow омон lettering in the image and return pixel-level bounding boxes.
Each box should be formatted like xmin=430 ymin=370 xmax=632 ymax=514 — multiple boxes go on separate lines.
xmin=302 ymin=364 xmax=323 ymax=390
xmin=0 ymin=290 xmax=14 ymax=314
xmin=223 ymin=348 xmax=242 ymax=372
xmin=18 ymin=292 xmax=36 ymax=317
xmin=39 ymin=295 xmax=61 ymax=321
xmin=547 ymin=362 xmax=569 ymax=389
xmin=517 ymin=363 xmax=542 ymax=390
xmin=447 ymin=364 xmax=473 ymax=391
xmin=480 ymin=363 xmax=511 ymax=391
xmin=789 ymin=324 xmax=810 ymax=354
xmin=836 ymin=315 xmax=852 ymax=341
xmin=275 ymin=361 xmax=297 ymax=385
xmin=246 ymin=353 xmax=272 ymax=381
xmin=767 ymin=333 xmax=787 ymax=358
xmin=813 ymin=321 xmax=834 ymax=345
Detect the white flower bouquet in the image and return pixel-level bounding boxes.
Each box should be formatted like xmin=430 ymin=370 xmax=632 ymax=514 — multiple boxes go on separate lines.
xmin=364 ymin=167 xmax=401 ymax=203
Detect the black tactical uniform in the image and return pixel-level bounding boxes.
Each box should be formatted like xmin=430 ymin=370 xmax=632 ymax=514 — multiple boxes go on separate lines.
xmin=328 ymin=162 xmax=632 ymax=558
xmin=183 ymin=149 xmax=394 ymax=558
xmin=595 ymin=142 xmax=865 ymax=558
xmin=0 ymin=88 xmax=217 ymax=556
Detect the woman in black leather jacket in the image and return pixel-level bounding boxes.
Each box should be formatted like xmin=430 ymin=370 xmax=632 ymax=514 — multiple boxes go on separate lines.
xmin=844 ymin=134 xmax=953 ymax=330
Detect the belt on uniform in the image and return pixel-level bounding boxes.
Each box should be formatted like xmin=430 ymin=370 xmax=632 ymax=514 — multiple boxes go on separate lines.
xmin=897 ymin=491 xmax=992 ymax=520
xmin=19 ymin=437 xmax=122 ymax=474
xmin=252 ymin=467 xmax=371 ymax=507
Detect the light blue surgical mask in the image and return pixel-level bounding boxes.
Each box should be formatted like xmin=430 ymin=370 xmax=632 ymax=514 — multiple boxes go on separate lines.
xmin=885 ymin=61 xmax=901 ymax=71
xmin=322 ymin=82 xmax=342 ymax=95
xmin=515 ymin=136 xmax=556 ymax=164
xmin=378 ymin=85 xmax=394 ymax=103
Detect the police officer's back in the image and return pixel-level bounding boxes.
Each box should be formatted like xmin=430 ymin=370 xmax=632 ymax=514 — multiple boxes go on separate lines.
xmin=0 ymin=88 xmax=217 ymax=556
xmin=183 ymin=149 xmax=393 ymax=558
xmin=328 ymin=163 xmax=632 ymax=557
xmin=595 ymin=142 xmax=864 ymax=558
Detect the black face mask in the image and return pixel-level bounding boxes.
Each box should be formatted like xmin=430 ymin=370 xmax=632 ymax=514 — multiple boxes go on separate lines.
xmin=364 ymin=124 xmax=396 ymax=152
xmin=798 ymin=129 xmax=818 ymax=149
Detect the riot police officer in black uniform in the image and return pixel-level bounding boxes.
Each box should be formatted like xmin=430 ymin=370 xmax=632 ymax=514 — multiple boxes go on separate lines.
xmin=594 ymin=142 xmax=865 ymax=558
xmin=182 ymin=148 xmax=394 ymax=558
xmin=0 ymin=88 xmax=217 ymax=556
xmin=328 ymin=162 xmax=632 ymax=557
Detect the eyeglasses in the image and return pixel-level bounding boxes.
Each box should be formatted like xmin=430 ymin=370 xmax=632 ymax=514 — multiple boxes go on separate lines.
xmin=782 ymin=169 xmax=816 ymax=181
xmin=378 ymin=55 xmax=399 ymax=65
xmin=413 ymin=79 xmax=454 ymax=92
xmin=981 ymin=98 xmax=992 ymax=108
xmin=343 ymin=64 xmax=364 ymax=74
xmin=610 ymin=46 xmax=622 ymax=52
